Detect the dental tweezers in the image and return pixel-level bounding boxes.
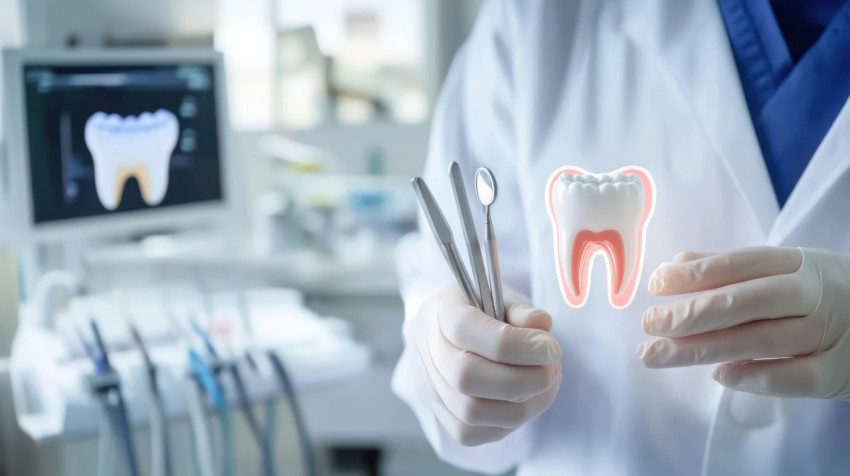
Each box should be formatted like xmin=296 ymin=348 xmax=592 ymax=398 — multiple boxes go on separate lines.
xmin=411 ymin=177 xmax=482 ymax=308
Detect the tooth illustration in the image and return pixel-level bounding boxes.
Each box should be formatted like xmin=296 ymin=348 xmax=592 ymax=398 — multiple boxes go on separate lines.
xmin=84 ymin=109 xmax=179 ymax=211
xmin=545 ymin=166 xmax=656 ymax=309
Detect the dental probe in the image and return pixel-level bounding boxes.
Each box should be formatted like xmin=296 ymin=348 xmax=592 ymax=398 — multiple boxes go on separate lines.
xmin=475 ymin=167 xmax=506 ymax=322
xmin=412 ymin=177 xmax=482 ymax=309
xmin=449 ymin=162 xmax=496 ymax=318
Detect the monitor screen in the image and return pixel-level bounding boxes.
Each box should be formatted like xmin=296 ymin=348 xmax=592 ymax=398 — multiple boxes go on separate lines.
xmin=23 ymin=63 xmax=223 ymax=224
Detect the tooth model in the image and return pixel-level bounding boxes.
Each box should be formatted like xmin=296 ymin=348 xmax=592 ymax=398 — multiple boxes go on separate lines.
xmin=84 ymin=109 xmax=179 ymax=211
xmin=545 ymin=166 xmax=656 ymax=309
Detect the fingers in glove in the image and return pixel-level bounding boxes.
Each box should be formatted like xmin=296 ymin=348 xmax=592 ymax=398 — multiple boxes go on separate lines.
xmin=637 ymin=317 xmax=823 ymax=368
xmin=642 ymin=273 xmax=816 ymax=338
xmin=505 ymin=301 xmax=553 ymax=332
xmin=431 ymin=359 xmax=562 ymax=428
xmin=649 ymin=247 xmax=802 ymax=296
xmin=409 ymin=351 xmax=515 ymax=446
xmin=711 ymin=353 xmax=830 ymax=398
xmin=430 ymin=319 xmax=560 ymax=401
xmin=437 ymin=289 xmax=561 ymax=366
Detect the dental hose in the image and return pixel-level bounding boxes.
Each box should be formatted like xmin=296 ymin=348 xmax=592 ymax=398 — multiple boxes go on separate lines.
xmin=95 ymin=396 xmax=116 ymax=476
xmin=268 ymin=351 xmax=316 ymax=476
xmin=217 ymin=399 xmax=235 ymax=476
xmin=188 ymin=349 xmax=235 ymax=476
xmin=129 ymin=323 xmax=172 ymax=476
xmin=230 ymin=363 xmax=276 ymax=476
xmin=113 ymin=391 xmax=141 ymax=476
xmin=88 ymin=320 xmax=140 ymax=476
xmin=147 ymin=378 xmax=171 ymax=476
xmin=187 ymin=380 xmax=217 ymax=476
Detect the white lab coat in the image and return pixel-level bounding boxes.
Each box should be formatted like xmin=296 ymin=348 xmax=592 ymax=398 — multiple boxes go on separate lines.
xmin=393 ymin=0 xmax=850 ymax=474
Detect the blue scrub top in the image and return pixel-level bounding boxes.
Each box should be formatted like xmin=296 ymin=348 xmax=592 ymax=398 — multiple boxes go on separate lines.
xmin=716 ymin=0 xmax=850 ymax=206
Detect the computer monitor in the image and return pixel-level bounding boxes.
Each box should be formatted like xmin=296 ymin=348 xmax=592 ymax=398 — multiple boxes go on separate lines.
xmin=2 ymin=49 xmax=238 ymax=242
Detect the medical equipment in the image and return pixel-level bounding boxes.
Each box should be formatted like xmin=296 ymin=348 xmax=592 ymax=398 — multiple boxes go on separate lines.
xmin=76 ymin=326 xmax=118 ymax=476
xmin=1 ymin=48 xmax=238 ymax=242
xmin=9 ymin=284 xmax=369 ymax=476
xmin=188 ymin=332 xmax=235 ymax=476
xmin=86 ymin=319 xmax=140 ymax=476
xmin=186 ymin=376 xmax=217 ymax=476
xmin=129 ymin=323 xmax=172 ymax=476
xmin=449 ymin=162 xmax=496 ymax=319
xmin=411 ymin=164 xmax=507 ymax=321
xmin=268 ymin=351 xmax=317 ymax=476
xmin=411 ymin=177 xmax=481 ymax=308
xmin=474 ymin=167 xmax=505 ymax=322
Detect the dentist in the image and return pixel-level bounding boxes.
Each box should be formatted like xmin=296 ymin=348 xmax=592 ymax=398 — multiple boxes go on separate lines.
xmin=393 ymin=0 xmax=850 ymax=474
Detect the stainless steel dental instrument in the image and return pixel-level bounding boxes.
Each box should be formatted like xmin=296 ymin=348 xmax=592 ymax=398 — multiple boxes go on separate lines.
xmin=448 ymin=162 xmax=496 ymax=318
xmin=411 ymin=177 xmax=482 ymax=308
xmin=475 ymin=167 xmax=506 ymax=322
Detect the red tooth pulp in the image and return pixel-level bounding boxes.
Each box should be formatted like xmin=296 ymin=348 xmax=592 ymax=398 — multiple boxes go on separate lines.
xmin=571 ymin=229 xmax=625 ymax=297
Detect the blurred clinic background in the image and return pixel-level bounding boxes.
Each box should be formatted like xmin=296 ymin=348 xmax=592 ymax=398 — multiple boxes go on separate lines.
xmin=0 ymin=0 xmax=489 ymax=475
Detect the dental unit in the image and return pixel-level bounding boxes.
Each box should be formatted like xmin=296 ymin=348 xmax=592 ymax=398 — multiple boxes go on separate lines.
xmin=545 ymin=166 xmax=656 ymax=309
xmin=84 ymin=109 xmax=179 ymax=211
xmin=10 ymin=281 xmax=343 ymax=476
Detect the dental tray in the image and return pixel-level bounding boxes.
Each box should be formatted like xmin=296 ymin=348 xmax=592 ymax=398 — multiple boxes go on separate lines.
xmin=8 ymin=287 xmax=370 ymax=443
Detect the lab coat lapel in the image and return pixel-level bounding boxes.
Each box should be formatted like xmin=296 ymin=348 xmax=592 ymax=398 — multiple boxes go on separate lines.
xmin=622 ymin=0 xmax=779 ymax=238
xmin=768 ymin=97 xmax=850 ymax=245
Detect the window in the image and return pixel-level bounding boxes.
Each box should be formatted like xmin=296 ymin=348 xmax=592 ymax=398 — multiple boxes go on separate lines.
xmin=216 ymin=0 xmax=429 ymax=130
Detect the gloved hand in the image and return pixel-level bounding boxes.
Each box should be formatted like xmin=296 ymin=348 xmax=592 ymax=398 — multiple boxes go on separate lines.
xmin=403 ymin=285 xmax=562 ymax=446
xmin=637 ymin=246 xmax=850 ymax=400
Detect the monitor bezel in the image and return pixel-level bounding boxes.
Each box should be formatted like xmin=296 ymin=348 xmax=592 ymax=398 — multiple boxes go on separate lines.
xmin=2 ymin=48 xmax=240 ymax=243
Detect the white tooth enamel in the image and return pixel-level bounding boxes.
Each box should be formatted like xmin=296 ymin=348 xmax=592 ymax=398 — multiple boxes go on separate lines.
xmin=84 ymin=109 xmax=179 ymax=210
xmin=553 ymin=173 xmax=643 ymax=294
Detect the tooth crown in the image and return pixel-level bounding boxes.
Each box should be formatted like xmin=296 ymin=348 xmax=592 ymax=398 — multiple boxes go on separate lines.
xmin=545 ymin=165 xmax=656 ymax=309
xmin=554 ymin=173 xmax=644 ymax=231
xmin=84 ymin=109 xmax=179 ymax=211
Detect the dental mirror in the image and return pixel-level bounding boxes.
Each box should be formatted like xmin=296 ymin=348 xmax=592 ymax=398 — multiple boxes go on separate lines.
xmin=474 ymin=167 xmax=505 ymax=321
xmin=475 ymin=168 xmax=497 ymax=207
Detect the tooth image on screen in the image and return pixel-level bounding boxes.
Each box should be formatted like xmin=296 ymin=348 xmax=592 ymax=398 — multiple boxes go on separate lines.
xmin=84 ymin=109 xmax=179 ymax=211
xmin=545 ymin=166 xmax=656 ymax=309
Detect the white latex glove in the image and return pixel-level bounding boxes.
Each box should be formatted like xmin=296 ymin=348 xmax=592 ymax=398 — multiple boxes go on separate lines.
xmin=638 ymin=246 xmax=850 ymax=400
xmin=403 ymin=285 xmax=563 ymax=446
